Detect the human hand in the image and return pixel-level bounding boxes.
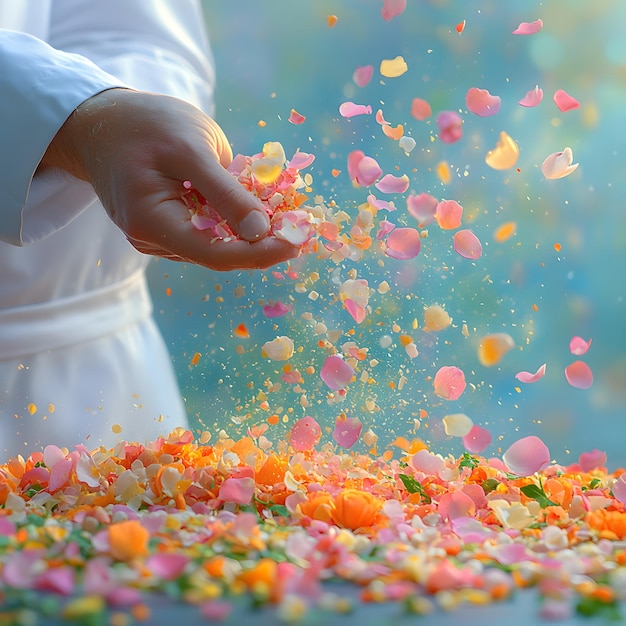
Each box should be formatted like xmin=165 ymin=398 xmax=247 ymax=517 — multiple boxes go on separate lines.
xmin=39 ymin=89 xmax=301 ymax=270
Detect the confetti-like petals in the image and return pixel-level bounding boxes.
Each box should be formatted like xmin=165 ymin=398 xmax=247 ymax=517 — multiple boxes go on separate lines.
xmin=384 ymin=227 xmax=421 ymax=260
xmin=288 ymin=109 xmax=306 ymax=125
xmin=347 ymin=150 xmax=383 ymax=186
xmin=436 ymin=111 xmax=463 ymax=143
xmin=272 ymin=210 xmax=316 ymax=245
xmin=333 ymin=416 xmax=363 ymax=448
xmin=339 ymin=102 xmax=373 ymax=118
xmin=512 ymin=19 xmax=543 ymax=35
xmin=411 ymin=98 xmax=432 ymax=121
xmin=519 ymin=86 xmax=543 ymax=107
xmin=553 ymin=89 xmax=580 ymax=112
xmin=407 ymin=192 xmax=438 ymax=225
xmin=466 ymin=87 xmax=501 ymax=117
xmin=503 ymin=435 xmax=551 ymax=476
xmin=478 ymin=333 xmax=515 ymax=367
xmin=262 ymin=301 xmax=293 ymax=318
xmin=320 ymin=355 xmax=355 ymax=390
xmin=381 ymin=0 xmax=407 ymax=21
xmin=433 ymin=365 xmax=467 ymax=401
xmin=515 ymin=363 xmax=546 ymax=383
xmin=289 ymin=416 xmax=322 ymax=451
xmin=375 ymin=173 xmax=410 ymax=194
xmin=462 ymin=425 xmax=492 ymax=454
xmin=423 ymin=304 xmax=452 ymax=332
xmin=541 ymin=147 xmax=579 ymax=180
xmin=453 ymin=229 xmax=483 ymax=259
xmin=353 ymin=65 xmax=374 ymax=87
xmin=569 ymin=336 xmax=592 ymax=355
xmin=485 ymin=131 xmax=519 ymax=170
xmin=380 ymin=56 xmax=408 ymax=78
xmin=564 ymin=360 xmax=593 ymax=389
xmin=435 ymin=199 xmax=463 ymax=230
xmin=262 ymin=336 xmax=295 ymax=361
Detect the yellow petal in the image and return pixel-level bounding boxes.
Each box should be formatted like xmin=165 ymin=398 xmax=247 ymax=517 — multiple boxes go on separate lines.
xmin=485 ymin=131 xmax=519 ymax=170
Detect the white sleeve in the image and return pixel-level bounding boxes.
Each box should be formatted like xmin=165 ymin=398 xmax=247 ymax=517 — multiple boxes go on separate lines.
xmin=0 ymin=30 xmax=126 ymax=245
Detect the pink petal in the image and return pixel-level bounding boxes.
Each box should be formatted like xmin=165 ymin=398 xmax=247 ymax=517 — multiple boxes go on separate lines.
xmin=287 ymin=151 xmax=315 ymax=170
xmin=465 ymin=87 xmax=501 ymax=117
xmin=218 ymin=477 xmax=255 ymax=505
xmin=512 ymin=19 xmax=543 ymax=35
xmin=407 ymin=192 xmax=438 ymax=225
xmin=578 ymin=449 xmax=607 ymax=472
xmin=569 ymin=336 xmax=592 ymax=355
xmin=146 ymin=553 xmax=189 ymax=581
xmin=411 ymin=98 xmax=432 ymax=121
xmin=503 ymin=435 xmax=550 ymax=476
xmin=375 ymin=109 xmax=389 ymax=125
xmin=436 ymin=110 xmax=463 ymax=143
xmin=376 ymin=219 xmax=396 ymax=240
xmin=262 ymin=301 xmax=293 ymax=318
xmin=462 ymin=425 xmax=492 ymax=454
xmin=411 ymin=449 xmax=445 ymax=475
xmin=541 ymin=147 xmax=579 ymax=180
xmin=564 ymin=360 xmax=593 ymax=389
xmin=375 ymin=173 xmax=410 ymax=194
xmin=367 ymin=193 xmax=396 ymax=212
xmin=48 ymin=457 xmax=73 ymax=492
xmin=433 ymin=365 xmax=467 ymax=401
xmin=288 ymin=109 xmax=306 ymax=125
xmin=381 ymin=0 xmax=407 ymax=21
xmin=339 ymin=102 xmax=373 ymax=118
xmin=435 ymin=199 xmax=463 ymax=230
xmin=35 ymin=567 xmax=75 ymax=596
xmin=332 ymin=416 xmax=363 ymax=448
xmin=201 ymin=601 xmax=233 ymax=622
xmin=519 ymin=86 xmax=543 ymax=107
xmin=353 ymin=65 xmax=374 ymax=88
xmin=612 ymin=474 xmax=626 ymax=505
xmin=347 ymin=150 xmax=383 ymax=186
xmin=344 ymin=299 xmax=367 ymax=323
xmin=515 ymin=363 xmax=547 ymax=383
xmin=384 ymin=227 xmax=421 ymax=260
xmin=453 ymin=229 xmax=482 ymax=259
xmin=438 ymin=491 xmax=475 ymax=521
xmin=320 ymin=355 xmax=355 ymax=390
xmin=553 ymin=89 xmax=580 ymax=112
xmin=289 ymin=416 xmax=322 ymax=451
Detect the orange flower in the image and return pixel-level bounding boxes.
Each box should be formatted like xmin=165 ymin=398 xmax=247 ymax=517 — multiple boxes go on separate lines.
xmin=586 ymin=508 xmax=626 ymax=540
xmin=108 ymin=519 xmax=150 ymax=561
xmin=330 ymin=489 xmax=382 ymax=531
xmin=298 ymin=492 xmax=333 ymax=523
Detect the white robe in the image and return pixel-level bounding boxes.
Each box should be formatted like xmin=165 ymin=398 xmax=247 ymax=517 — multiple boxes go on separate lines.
xmin=0 ymin=1 xmax=215 ymax=459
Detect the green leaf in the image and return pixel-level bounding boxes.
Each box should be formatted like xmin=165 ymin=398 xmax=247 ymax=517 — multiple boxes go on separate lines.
xmin=459 ymin=452 xmax=479 ymax=470
xmin=398 ymin=474 xmax=431 ymax=503
xmin=520 ymin=483 xmax=557 ymax=508
xmin=576 ymin=595 xmax=622 ymax=620
xmin=482 ymin=478 xmax=500 ymax=494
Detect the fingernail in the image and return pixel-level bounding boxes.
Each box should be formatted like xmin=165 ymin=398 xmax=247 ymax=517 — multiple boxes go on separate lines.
xmin=239 ymin=210 xmax=270 ymax=241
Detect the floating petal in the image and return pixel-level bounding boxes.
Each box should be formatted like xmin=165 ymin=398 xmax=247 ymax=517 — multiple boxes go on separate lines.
xmin=423 ymin=304 xmax=452 ymax=332
xmin=579 ymin=449 xmax=607 ymax=472
xmin=262 ymin=336 xmax=294 ymax=361
xmin=288 ymin=109 xmax=306 ymax=125
xmin=399 ymin=136 xmax=416 ymax=154
xmin=436 ymin=111 xmax=463 ymax=143
xmin=433 ymin=365 xmax=467 ymax=400
xmin=435 ymin=199 xmax=463 ymax=230
xmin=380 ymin=55 xmax=408 ymax=78
xmin=385 ymin=227 xmax=421 ymax=260
xmin=412 ymin=449 xmax=445 ymax=474
xmin=512 ymin=19 xmax=543 ymax=35
xmin=375 ymin=173 xmax=410 ymax=194
xmin=381 ymin=0 xmax=407 ymax=21
xmin=503 ymin=436 xmax=551 ymax=476
xmin=466 ymin=87 xmax=501 ymax=117
xmin=443 ymin=413 xmax=474 ymax=437
xmin=339 ymin=101 xmax=373 ymax=118
xmin=272 ymin=210 xmax=315 ymax=245
xmin=569 ymin=336 xmax=592 ymax=355
xmin=453 ymin=229 xmax=483 ymax=259
xmin=407 ymin=192 xmax=438 ymax=225
xmin=564 ymin=360 xmax=593 ymax=389
xmin=478 ymin=333 xmax=515 ymax=366
xmin=541 ymin=147 xmax=579 ymax=180
xmin=553 ymin=89 xmax=580 ymax=112
xmin=287 ymin=151 xmax=315 ymax=170
xmin=382 ymin=123 xmax=404 ymax=140
xmin=320 ymin=355 xmax=355 ymax=390
xmin=485 ymin=131 xmax=519 ymax=170
xmin=333 ymin=416 xmax=363 ymax=448
xmin=462 ymin=425 xmax=492 ymax=454
xmin=353 ymin=65 xmax=374 ymax=88
xmin=494 ymin=221 xmax=517 ymax=243
xmin=344 ymin=299 xmax=367 ymax=324
xmin=411 ymin=97 xmax=432 ymax=121
xmin=519 ymin=86 xmax=543 ymax=107
xmin=347 ymin=150 xmax=383 ymax=186
xmin=262 ymin=301 xmax=293 ymax=318
xmin=515 ymin=364 xmax=546 ymax=383
xmin=289 ymin=416 xmax=322 ymax=451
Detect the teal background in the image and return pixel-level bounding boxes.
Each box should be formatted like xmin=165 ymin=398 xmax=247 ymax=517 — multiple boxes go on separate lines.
xmin=147 ymin=1 xmax=626 ymax=467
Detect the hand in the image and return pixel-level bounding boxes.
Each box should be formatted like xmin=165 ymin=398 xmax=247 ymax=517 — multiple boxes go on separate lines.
xmin=39 ymin=89 xmax=301 ymax=271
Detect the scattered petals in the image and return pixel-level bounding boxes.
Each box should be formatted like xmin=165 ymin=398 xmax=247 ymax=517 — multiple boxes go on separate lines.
xmin=407 ymin=192 xmax=438 ymax=225
xmin=443 ymin=413 xmax=474 ymax=437
xmin=288 ymin=109 xmax=306 ymax=125
xmin=519 ymin=86 xmax=543 ymax=107
xmin=332 ymin=416 xmax=363 ymax=448
xmin=453 ymin=229 xmax=483 ymax=260
xmin=384 ymin=227 xmax=421 ymax=260
xmin=465 ymin=87 xmax=501 ymax=117
xmin=109 ymin=520 xmax=149 ymax=562
xmin=553 ymin=89 xmax=580 ymax=112
xmin=289 ymin=416 xmax=322 ymax=451
xmin=436 ymin=111 xmax=463 ymax=143
xmin=564 ymin=360 xmax=594 ymax=389
xmin=503 ymin=436 xmax=551 ymax=476
xmin=478 ymin=333 xmax=515 ymax=367
xmin=381 ymin=0 xmax=407 ymax=21
xmin=262 ymin=301 xmax=293 ymax=318
xmin=262 ymin=336 xmax=295 ymax=361
xmin=433 ymin=365 xmax=467 ymax=401
xmin=375 ymin=173 xmax=410 ymax=194
xmin=462 ymin=425 xmax=492 ymax=454
xmin=380 ymin=55 xmax=408 ymax=78
xmin=339 ymin=102 xmax=373 ymax=118
xmin=485 ymin=131 xmax=519 ymax=170
xmin=541 ymin=147 xmax=579 ymax=180
xmin=410 ymin=97 xmax=432 ymax=121
xmin=353 ymin=65 xmax=374 ymax=88
xmin=569 ymin=336 xmax=592 ymax=355
xmin=435 ymin=199 xmax=463 ymax=230
xmin=515 ymin=364 xmax=547 ymax=383
xmin=512 ymin=19 xmax=543 ymax=35
xmin=320 ymin=355 xmax=355 ymax=390
xmin=347 ymin=150 xmax=383 ymax=186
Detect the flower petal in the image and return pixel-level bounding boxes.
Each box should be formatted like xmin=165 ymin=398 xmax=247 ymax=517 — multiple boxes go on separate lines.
xmin=339 ymin=102 xmax=373 ymax=118
xmin=375 ymin=173 xmax=410 ymax=194
xmin=436 ymin=111 xmax=463 ymax=143
xmin=332 ymin=416 xmax=363 ymax=448
xmin=466 ymin=87 xmax=501 ymax=117
xmin=381 ymin=0 xmax=407 ymax=21
xmin=569 ymin=336 xmax=592 ymax=355
xmin=407 ymin=192 xmax=438 ymax=225
xmin=512 ymin=19 xmax=543 ymax=35
xmin=289 ymin=416 xmax=322 ymax=451
xmin=320 ymin=355 xmax=355 ymax=390
xmin=519 ymin=85 xmax=543 ymax=107
xmin=435 ymin=199 xmax=463 ymax=230
xmin=353 ymin=65 xmax=374 ymax=88
xmin=541 ymin=147 xmax=579 ymax=179
xmin=485 ymin=131 xmax=519 ymax=170
xmin=503 ymin=435 xmax=551 ymax=476
xmin=384 ymin=227 xmax=421 ymax=260
xmin=410 ymin=97 xmax=432 ymax=121
xmin=515 ymin=363 xmax=547 ymax=383
xmin=453 ymin=229 xmax=483 ymax=259
xmin=553 ymin=89 xmax=580 ymax=112
xmin=462 ymin=425 xmax=492 ymax=454
xmin=433 ymin=365 xmax=467 ymax=400
xmin=564 ymin=360 xmax=594 ymax=389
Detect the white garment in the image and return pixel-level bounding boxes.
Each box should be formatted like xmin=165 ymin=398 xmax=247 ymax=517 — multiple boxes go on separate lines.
xmin=0 ymin=1 xmax=216 ymax=459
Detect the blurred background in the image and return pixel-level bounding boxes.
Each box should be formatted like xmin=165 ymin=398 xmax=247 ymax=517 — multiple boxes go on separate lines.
xmin=146 ymin=0 xmax=626 ymax=467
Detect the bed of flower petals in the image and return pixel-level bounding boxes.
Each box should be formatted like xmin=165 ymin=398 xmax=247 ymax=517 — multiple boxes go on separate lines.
xmin=1 ymin=428 xmax=626 ymax=623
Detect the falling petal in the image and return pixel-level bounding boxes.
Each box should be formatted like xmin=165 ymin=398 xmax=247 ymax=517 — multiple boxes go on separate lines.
xmin=456 ymin=20 xmax=466 ymax=34
xmin=381 ymin=0 xmax=407 ymax=21
xmin=512 ymin=19 xmax=543 ymax=35
xmin=376 ymin=219 xmax=396 ymax=240
xmin=435 ymin=199 xmax=463 ymax=230
xmin=453 ymin=229 xmax=483 ymax=259
xmin=564 ymin=360 xmax=594 ymax=389
xmin=503 ymin=435 xmax=551 ymax=476
xmin=288 ymin=109 xmax=306 ymax=125
xmin=436 ymin=111 xmax=463 ymax=143
xmin=353 ymin=65 xmax=374 ymax=87
xmin=485 ymin=131 xmax=519 ymax=170
xmin=436 ymin=161 xmax=452 ymax=183
xmin=494 ymin=221 xmax=517 ymax=243
xmin=339 ymin=102 xmax=373 ymax=118
xmin=541 ymin=147 xmax=579 ymax=180
xmin=327 ymin=14 xmax=338 ymax=28
xmin=478 ymin=333 xmax=515 ymax=366
xmin=332 ymin=416 xmax=363 ymax=448
xmin=407 ymin=192 xmax=438 ymax=225
xmin=433 ymin=365 xmax=467 ymax=400
xmin=553 ymin=89 xmax=580 ymax=112
xmin=515 ymin=363 xmax=547 ymax=383
xmin=466 ymin=87 xmax=501 ymax=117
xmin=287 ymin=151 xmax=315 ymax=170
xmin=443 ymin=413 xmax=474 ymax=437
xmin=320 ymin=355 xmax=355 ymax=390
xmin=368 ymin=193 xmax=396 ymax=212
xmin=262 ymin=336 xmax=295 ymax=361
xmin=462 ymin=425 xmax=492 ymax=454
xmin=519 ymin=86 xmax=543 ymax=107
xmin=411 ymin=97 xmax=432 ymax=121
xmin=347 ymin=150 xmax=383 ymax=186
xmin=385 ymin=227 xmax=421 ymax=260
xmin=289 ymin=416 xmax=322 ymax=451
xmin=399 ymin=136 xmax=416 ymax=154
xmin=380 ymin=55 xmax=408 ymax=78
xmin=375 ymin=173 xmax=410 ymax=194
xmin=423 ymin=304 xmax=452 ymax=332
xmin=569 ymin=336 xmax=592 ymax=355
xmin=262 ymin=301 xmax=293 ymax=318
xmin=382 ymin=123 xmax=404 ymax=140
xmin=344 ymin=299 xmax=367 ymax=323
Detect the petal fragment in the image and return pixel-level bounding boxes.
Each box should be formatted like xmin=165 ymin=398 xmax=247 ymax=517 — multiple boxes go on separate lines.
xmin=564 ymin=360 xmax=593 ymax=389
xmin=553 ymin=89 xmax=580 ymax=112
xmin=339 ymin=102 xmax=373 ymax=118
xmin=519 ymin=86 xmax=543 ymax=107
xmin=375 ymin=173 xmax=410 ymax=194
xmin=384 ymin=227 xmax=421 ymax=260
xmin=515 ymin=363 xmax=547 ymax=383
xmin=353 ymin=65 xmax=374 ymax=87
xmin=503 ymin=435 xmax=551 ymax=476
xmin=436 ymin=111 xmax=463 ymax=143
xmin=512 ymin=19 xmax=543 ymax=35
xmin=466 ymin=87 xmax=501 ymax=117
xmin=569 ymin=336 xmax=592 ymax=356
xmin=433 ymin=365 xmax=467 ymax=400
xmin=453 ymin=229 xmax=483 ymax=259
xmin=485 ymin=131 xmax=519 ymax=170
xmin=320 ymin=355 xmax=355 ymax=390
xmin=541 ymin=147 xmax=579 ymax=180
xmin=411 ymin=98 xmax=432 ymax=121
xmin=380 ymin=56 xmax=408 ymax=78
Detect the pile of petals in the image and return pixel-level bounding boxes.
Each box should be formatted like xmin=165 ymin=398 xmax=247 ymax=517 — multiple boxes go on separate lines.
xmin=1 ymin=428 xmax=626 ymax=622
